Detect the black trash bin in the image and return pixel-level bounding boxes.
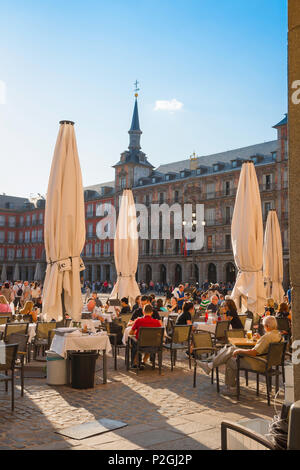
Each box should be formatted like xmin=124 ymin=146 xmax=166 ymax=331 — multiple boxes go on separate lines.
xmin=70 ymin=352 xmax=98 ymax=389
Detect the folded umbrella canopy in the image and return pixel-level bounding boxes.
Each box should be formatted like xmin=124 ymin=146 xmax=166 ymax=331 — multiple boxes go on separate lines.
xmin=263 ymin=210 xmax=285 ymax=305
xmin=231 ymin=161 xmax=266 ymax=315
xmin=111 ymin=189 xmax=140 ymax=306
xmin=13 ymin=264 xmax=20 ymax=281
xmin=43 ymin=121 xmax=86 ymax=321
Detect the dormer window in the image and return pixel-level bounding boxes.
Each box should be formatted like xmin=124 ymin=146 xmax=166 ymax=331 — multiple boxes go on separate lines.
xmin=152 ymin=177 xmax=156 ymax=183
xmin=165 ymin=175 xmax=170 ymax=181
xmin=213 ymin=164 xmax=219 ymax=172
xmin=196 ymin=169 xmax=201 ymax=175
xmin=232 ymin=160 xmax=237 ymax=168
xmin=180 ymin=171 xmax=185 ymax=178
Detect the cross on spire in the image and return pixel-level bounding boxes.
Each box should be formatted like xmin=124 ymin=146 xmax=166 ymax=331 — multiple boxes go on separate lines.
xmin=134 ymin=80 xmax=140 ymax=96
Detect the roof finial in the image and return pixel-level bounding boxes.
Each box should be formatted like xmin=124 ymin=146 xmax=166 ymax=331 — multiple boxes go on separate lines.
xmin=134 ymin=80 xmax=140 ymax=98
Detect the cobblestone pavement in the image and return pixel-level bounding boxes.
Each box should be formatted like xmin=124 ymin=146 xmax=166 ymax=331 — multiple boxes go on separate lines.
xmin=0 ymin=347 xmax=282 ymax=450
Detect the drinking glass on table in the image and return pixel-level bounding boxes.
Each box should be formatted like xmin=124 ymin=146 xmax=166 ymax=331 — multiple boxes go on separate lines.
xmin=247 ymin=330 xmax=253 ymax=341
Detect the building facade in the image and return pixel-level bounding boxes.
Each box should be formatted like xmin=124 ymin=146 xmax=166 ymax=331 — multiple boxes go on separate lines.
xmin=0 ymin=99 xmax=289 ymax=289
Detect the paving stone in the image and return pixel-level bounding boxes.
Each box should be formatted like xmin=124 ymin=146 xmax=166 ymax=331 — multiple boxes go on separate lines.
xmin=0 ymin=347 xmax=278 ymax=450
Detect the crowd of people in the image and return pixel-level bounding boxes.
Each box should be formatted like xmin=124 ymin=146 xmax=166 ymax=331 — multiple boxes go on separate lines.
xmin=0 ymin=281 xmax=43 ymax=321
xmin=86 ymin=281 xmax=292 ymax=380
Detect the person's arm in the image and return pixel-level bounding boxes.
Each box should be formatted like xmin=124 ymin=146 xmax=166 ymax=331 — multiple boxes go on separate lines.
xmin=233 ymin=348 xmax=258 ymax=358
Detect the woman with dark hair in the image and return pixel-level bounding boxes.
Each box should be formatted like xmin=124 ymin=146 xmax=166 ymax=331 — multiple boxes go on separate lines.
xmin=276 ymin=302 xmax=290 ymax=319
xmin=224 ymin=299 xmax=243 ymax=329
xmin=176 ymin=302 xmax=194 ymax=326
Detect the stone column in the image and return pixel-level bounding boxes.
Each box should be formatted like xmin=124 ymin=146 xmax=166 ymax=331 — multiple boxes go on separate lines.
xmin=92 ymin=264 xmax=97 ymax=282
xmin=288 ymin=0 xmax=300 ymax=401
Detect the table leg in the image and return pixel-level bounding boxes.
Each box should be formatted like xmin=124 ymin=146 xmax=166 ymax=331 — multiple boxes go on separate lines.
xmin=102 ymin=350 xmax=107 ymax=384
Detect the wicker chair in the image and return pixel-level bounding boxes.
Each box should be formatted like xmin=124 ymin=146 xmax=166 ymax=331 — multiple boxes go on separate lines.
xmin=192 ymin=331 xmax=219 ymax=389
xmin=0 ymin=343 xmax=18 ymax=411
xmin=238 ymin=315 xmax=248 ymax=328
xmin=106 ymin=319 xmax=126 ymax=370
xmin=0 ymin=316 xmax=10 ymax=325
xmin=120 ymin=313 xmax=132 ymax=326
xmin=133 ymin=327 xmax=164 ymax=375
xmin=237 ymin=341 xmax=286 ymax=405
xmin=225 ymin=329 xmax=245 ymax=343
xmin=4 ymin=323 xmax=29 ymax=342
xmin=163 ymin=325 xmax=192 ymax=371
xmin=211 ymin=321 xmax=231 ymax=348
xmin=5 ymin=333 xmax=29 ymax=397
xmin=33 ymin=322 xmax=56 ymax=360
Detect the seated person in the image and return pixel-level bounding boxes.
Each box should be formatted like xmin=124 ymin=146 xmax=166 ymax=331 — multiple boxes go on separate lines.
xmin=197 ymin=316 xmax=282 ymax=396
xmin=87 ymin=292 xmax=103 ymax=308
xmin=167 ymin=296 xmax=178 ymax=313
xmin=35 ymin=297 xmax=43 ymax=312
xmin=115 ymin=297 xmax=131 ymax=316
xmin=0 ymin=295 xmax=12 ymax=318
xmin=129 ymin=304 xmax=162 ymax=368
xmin=156 ymin=298 xmax=168 ymax=313
xmin=224 ymin=299 xmax=243 ymax=329
xmin=131 ymin=295 xmax=147 ymax=322
xmin=206 ymin=295 xmax=219 ymax=314
xmin=176 ymin=302 xmax=194 ymax=326
xmin=264 ymin=298 xmax=276 ymax=316
xmin=276 ymin=302 xmax=290 ymax=319
xmin=199 ymin=292 xmax=210 ymax=312
xmin=131 ymin=295 xmax=141 ymax=312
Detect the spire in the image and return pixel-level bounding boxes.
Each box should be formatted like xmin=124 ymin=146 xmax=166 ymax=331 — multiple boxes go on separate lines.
xmin=128 ymin=95 xmax=142 ymax=150
xmin=130 ymin=98 xmax=141 ymax=132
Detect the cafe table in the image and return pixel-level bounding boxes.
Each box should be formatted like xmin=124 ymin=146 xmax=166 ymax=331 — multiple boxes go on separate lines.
xmin=193 ymin=322 xmax=217 ymax=334
xmin=50 ymin=330 xmax=112 ymax=384
xmin=228 ymin=337 xmax=257 ymax=348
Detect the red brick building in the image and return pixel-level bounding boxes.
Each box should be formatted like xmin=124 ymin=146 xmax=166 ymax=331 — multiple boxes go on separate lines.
xmin=0 ymin=100 xmax=289 ymax=289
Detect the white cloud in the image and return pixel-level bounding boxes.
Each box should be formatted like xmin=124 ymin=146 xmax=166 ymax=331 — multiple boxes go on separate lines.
xmin=154 ymin=98 xmax=183 ymax=112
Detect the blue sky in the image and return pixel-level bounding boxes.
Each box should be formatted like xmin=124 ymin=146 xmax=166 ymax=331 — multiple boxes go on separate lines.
xmin=0 ymin=0 xmax=287 ymax=197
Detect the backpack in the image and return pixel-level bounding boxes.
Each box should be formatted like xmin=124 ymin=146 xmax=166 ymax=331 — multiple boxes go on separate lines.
xmin=17 ymin=288 xmax=23 ymax=297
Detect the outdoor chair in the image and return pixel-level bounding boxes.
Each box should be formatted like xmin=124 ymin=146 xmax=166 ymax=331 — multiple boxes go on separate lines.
xmin=133 ymin=327 xmax=164 ymax=375
xmin=276 ymin=317 xmax=291 ymax=340
xmin=211 ymin=321 xmax=230 ymax=348
xmin=106 ymin=319 xmax=126 ymax=370
xmin=22 ymin=314 xmax=33 ymax=323
xmin=221 ymin=420 xmax=276 ymax=450
xmin=6 ymin=333 xmax=29 ymax=397
xmin=163 ymin=324 xmax=192 ymax=371
xmin=4 ymin=323 xmax=29 ymax=343
xmin=192 ymin=331 xmax=219 ymax=390
xmin=236 ymin=341 xmax=286 ymax=406
xmin=0 ymin=343 xmax=18 ymax=411
xmin=225 ymin=329 xmax=245 ymax=343
xmin=48 ymin=329 xmax=56 ymax=350
xmin=120 ymin=313 xmax=132 ymax=326
xmin=0 ymin=316 xmax=10 ymax=325
xmin=238 ymin=315 xmax=247 ymax=328
xmin=165 ymin=316 xmax=176 ymax=339
xmin=33 ymin=322 xmax=57 ymax=360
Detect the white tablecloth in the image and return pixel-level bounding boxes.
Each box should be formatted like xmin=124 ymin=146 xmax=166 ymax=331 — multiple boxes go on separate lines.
xmin=0 ymin=322 xmax=37 ymax=343
xmin=122 ymin=326 xmax=132 ymax=345
xmin=51 ymin=331 xmax=112 ymax=358
xmin=80 ymin=320 xmax=102 ymax=332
